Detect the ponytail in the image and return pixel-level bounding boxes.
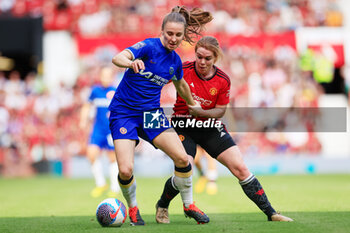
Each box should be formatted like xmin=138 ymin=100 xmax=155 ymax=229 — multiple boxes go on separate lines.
xmin=162 ymin=6 xmax=213 ymax=44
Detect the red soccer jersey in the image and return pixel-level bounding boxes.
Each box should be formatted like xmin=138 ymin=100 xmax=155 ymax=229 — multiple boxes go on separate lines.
xmin=173 ymin=61 xmax=231 ymax=117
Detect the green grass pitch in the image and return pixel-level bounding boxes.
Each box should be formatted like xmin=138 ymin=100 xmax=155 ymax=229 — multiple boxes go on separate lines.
xmin=1 ymin=174 xmax=350 ymax=233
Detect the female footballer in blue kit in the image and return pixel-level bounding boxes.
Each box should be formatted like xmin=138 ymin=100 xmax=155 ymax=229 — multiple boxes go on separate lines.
xmin=80 ymin=67 xmax=120 ymax=198
xmin=109 ymin=6 xmax=213 ymax=225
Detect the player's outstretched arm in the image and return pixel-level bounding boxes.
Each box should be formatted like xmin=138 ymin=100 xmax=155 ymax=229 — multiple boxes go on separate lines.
xmin=173 ymin=78 xmax=196 ymax=106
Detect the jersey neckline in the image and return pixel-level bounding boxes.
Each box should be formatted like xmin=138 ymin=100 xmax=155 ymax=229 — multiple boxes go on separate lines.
xmin=193 ymin=61 xmax=218 ymax=81
xmin=156 ymin=38 xmax=173 ymax=54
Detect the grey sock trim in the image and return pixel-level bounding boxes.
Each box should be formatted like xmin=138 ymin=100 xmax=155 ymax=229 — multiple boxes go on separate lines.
xmin=239 ymin=173 xmax=255 ymax=186
xmin=171 ymin=175 xmax=179 ymax=190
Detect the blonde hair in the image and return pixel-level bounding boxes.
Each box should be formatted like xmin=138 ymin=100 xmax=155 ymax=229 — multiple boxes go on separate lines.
xmin=162 ymin=6 xmax=213 ymax=44
xmin=195 ymin=36 xmax=223 ymax=62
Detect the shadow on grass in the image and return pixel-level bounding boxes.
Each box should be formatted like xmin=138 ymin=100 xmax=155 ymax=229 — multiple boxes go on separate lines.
xmin=0 ymin=212 xmax=349 ymax=233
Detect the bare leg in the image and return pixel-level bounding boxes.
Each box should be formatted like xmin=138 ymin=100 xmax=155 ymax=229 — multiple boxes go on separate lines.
xmin=107 ymin=150 xmax=120 ymax=194
xmin=113 ymin=139 xmax=136 ymax=207
xmin=205 ymin=151 xmax=218 ymax=195
xmin=113 ymin=139 xmax=145 ymax=226
xmin=194 ymin=147 xmax=207 ymax=193
xmin=87 ymin=145 xmax=107 ymax=197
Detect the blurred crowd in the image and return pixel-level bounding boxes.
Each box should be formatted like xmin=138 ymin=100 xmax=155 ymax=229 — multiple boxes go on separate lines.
xmin=0 ymin=67 xmax=116 ymax=176
xmin=0 ymin=48 xmax=324 ymax=177
xmin=0 ymin=0 xmax=343 ymax=35
xmin=1 ymin=0 xmax=344 ymax=176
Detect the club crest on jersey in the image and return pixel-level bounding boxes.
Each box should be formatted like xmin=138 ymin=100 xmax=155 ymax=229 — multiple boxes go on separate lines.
xmin=209 ymin=87 xmax=218 ymax=96
xmin=120 ymin=127 xmax=127 ymax=134
xmin=178 ymin=135 xmax=185 ymax=141
xmin=169 ymin=67 xmax=174 ymax=75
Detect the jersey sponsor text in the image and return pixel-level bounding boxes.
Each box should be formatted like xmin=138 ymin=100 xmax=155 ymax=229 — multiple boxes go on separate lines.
xmin=139 ymin=70 xmax=169 ymax=87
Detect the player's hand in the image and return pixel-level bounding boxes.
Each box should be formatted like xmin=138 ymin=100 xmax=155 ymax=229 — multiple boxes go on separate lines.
xmin=131 ymin=59 xmax=145 ymax=73
xmin=188 ymin=101 xmax=203 ymax=117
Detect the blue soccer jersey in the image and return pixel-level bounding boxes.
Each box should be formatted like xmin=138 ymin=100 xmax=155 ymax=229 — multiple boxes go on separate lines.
xmin=108 ymin=38 xmax=183 ymax=143
xmin=109 ymin=38 xmax=183 ymax=114
xmin=89 ymin=85 xmax=115 ymax=136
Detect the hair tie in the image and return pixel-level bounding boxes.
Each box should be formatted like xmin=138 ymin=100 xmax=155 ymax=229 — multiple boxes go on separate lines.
xmin=173 ymin=6 xmax=182 ymax=13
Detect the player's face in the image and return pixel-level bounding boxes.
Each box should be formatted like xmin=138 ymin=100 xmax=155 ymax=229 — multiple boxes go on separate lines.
xmin=161 ymin=22 xmax=185 ymax=51
xmin=195 ymin=47 xmax=216 ymax=77
xmin=100 ymin=67 xmax=114 ymax=87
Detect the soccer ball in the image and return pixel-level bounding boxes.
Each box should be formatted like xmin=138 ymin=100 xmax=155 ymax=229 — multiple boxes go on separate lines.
xmin=96 ymin=198 xmax=127 ymax=227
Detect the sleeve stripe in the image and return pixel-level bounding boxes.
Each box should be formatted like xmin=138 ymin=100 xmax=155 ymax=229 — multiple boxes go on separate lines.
xmin=217 ymin=73 xmax=230 ymax=85
xmin=183 ymin=64 xmax=194 ymax=69
xmin=124 ymin=49 xmax=135 ymax=60
xmin=182 ymin=61 xmax=195 ymax=69
xmin=216 ymin=69 xmax=230 ymax=83
xmin=217 ymin=69 xmax=230 ymax=79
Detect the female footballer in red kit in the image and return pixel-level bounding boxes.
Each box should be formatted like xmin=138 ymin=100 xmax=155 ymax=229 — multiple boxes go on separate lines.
xmin=155 ymin=36 xmax=293 ymax=223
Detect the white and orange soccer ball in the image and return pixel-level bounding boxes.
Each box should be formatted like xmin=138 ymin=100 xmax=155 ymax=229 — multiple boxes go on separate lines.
xmin=96 ymin=198 xmax=127 ymax=227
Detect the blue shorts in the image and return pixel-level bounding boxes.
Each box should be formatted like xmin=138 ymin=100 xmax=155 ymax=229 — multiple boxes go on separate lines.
xmin=90 ymin=130 xmax=114 ymax=150
xmin=109 ymin=108 xmax=171 ymax=145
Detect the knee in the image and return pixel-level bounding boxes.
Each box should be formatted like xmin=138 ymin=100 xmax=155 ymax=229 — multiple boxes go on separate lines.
xmin=118 ymin=165 xmax=133 ymax=179
xmin=234 ymin=164 xmax=250 ymax=180
xmin=107 ymin=152 xmax=116 ymax=163
xmin=174 ymin=154 xmax=189 ymax=168
xmin=87 ymin=152 xmax=97 ymax=163
xmin=88 ymin=156 xmax=96 ymax=164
